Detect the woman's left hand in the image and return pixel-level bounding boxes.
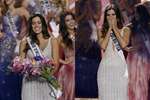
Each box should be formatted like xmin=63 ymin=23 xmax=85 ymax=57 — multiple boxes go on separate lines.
xmin=112 ymin=18 xmax=117 ymax=29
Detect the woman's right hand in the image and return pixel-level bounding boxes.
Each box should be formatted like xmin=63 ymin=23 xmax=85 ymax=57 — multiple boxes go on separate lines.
xmin=108 ymin=19 xmax=113 ymax=29
xmin=106 ymin=27 xmax=112 ymax=37
xmin=59 ymin=58 xmax=73 ymax=65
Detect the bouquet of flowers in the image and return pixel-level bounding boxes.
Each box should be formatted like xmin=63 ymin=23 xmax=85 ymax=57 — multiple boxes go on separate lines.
xmin=11 ymin=56 xmax=62 ymax=99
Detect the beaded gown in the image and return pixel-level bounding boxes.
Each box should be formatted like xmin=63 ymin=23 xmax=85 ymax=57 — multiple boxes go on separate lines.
xmin=0 ymin=33 xmax=21 ymax=100
xmin=2 ymin=13 xmax=26 ymax=53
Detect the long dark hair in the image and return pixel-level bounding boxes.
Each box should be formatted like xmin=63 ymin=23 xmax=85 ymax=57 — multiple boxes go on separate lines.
xmin=133 ymin=4 xmax=150 ymax=26
xmin=131 ymin=4 xmax=150 ymax=36
xmin=28 ymin=14 xmax=50 ymax=45
xmin=101 ymin=4 xmax=124 ymax=37
xmin=59 ymin=12 xmax=75 ymax=49
xmin=76 ymin=21 xmax=93 ymax=52
xmin=131 ymin=4 xmax=150 ymax=57
xmin=76 ymin=0 xmax=100 ymax=22
xmin=23 ymin=14 xmax=50 ymax=53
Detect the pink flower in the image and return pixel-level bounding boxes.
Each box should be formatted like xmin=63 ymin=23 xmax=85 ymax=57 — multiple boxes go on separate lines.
xmin=11 ymin=56 xmax=61 ymax=97
xmin=12 ymin=63 xmax=24 ymax=73
xmin=12 ymin=56 xmax=55 ymax=76
xmin=13 ymin=56 xmax=21 ymax=62
xmin=12 ymin=56 xmax=24 ymax=72
xmin=30 ymin=67 xmax=41 ymax=76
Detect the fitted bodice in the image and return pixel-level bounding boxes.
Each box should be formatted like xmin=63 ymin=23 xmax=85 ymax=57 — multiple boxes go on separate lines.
xmin=64 ymin=39 xmax=75 ymax=58
xmin=27 ymin=38 xmax=52 ymax=60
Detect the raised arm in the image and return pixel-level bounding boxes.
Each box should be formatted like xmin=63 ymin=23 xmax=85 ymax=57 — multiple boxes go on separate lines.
xmin=19 ymin=7 xmax=30 ymax=20
xmin=19 ymin=37 xmax=27 ymax=59
xmin=97 ymin=28 xmax=111 ymax=50
xmin=17 ymin=7 xmax=30 ymax=40
xmin=113 ymin=26 xmax=131 ymax=48
xmin=51 ymin=36 xmax=59 ymax=73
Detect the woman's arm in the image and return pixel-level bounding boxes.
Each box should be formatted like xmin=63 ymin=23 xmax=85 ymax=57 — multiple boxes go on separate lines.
xmin=17 ymin=7 xmax=30 ymax=40
xmin=18 ymin=16 xmax=28 ymax=40
xmin=51 ymin=36 xmax=59 ymax=73
xmin=97 ymin=28 xmax=111 ymax=50
xmin=19 ymin=37 xmax=27 ymax=59
xmin=113 ymin=26 xmax=131 ymax=48
xmin=75 ymin=1 xmax=88 ymax=22
xmin=16 ymin=7 xmax=30 ymax=20
xmin=59 ymin=58 xmax=73 ymax=65
xmin=19 ymin=7 xmax=30 ymax=20
xmin=57 ymin=35 xmax=73 ymax=65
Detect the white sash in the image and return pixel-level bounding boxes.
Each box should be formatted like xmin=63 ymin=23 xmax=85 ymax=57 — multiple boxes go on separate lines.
xmin=110 ymin=31 xmax=128 ymax=78
xmin=6 ymin=11 xmax=21 ymax=54
xmin=6 ymin=11 xmax=19 ymax=38
xmin=26 ymin=37 xmax=43 ymax=61
xmin=6 ymin=10 xmax=19 ymax=38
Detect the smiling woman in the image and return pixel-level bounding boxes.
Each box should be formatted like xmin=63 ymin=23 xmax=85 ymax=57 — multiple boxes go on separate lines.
xmin=57 ymin=12 xmax=75 ymax=100
xmin=31 ymin=17 xmax=43 ymax=34
xmin=19 ymin=14 xmax=59 ymax=100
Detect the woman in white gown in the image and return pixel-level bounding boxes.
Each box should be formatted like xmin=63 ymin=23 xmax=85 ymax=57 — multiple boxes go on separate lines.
xmin=19 ymin=14 xmax=59 ymax=100
xmin=97 ymin=4 xmax=131 ymax=100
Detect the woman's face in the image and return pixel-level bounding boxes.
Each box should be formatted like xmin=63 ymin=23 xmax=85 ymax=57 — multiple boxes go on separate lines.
xmin=32 ymin=16 xmax=42 ymax=34
xmin=5 ymin=0 xmax=14 ymax=6
xmin=65 ymin=14 xmax=75 ymax=30
xmin=106 ymin=9 xmax=116 ymax=21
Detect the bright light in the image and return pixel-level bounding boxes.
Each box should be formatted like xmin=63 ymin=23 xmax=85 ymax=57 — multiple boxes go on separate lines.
xmin=141 ymin=0 xmax=150 ymax=3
